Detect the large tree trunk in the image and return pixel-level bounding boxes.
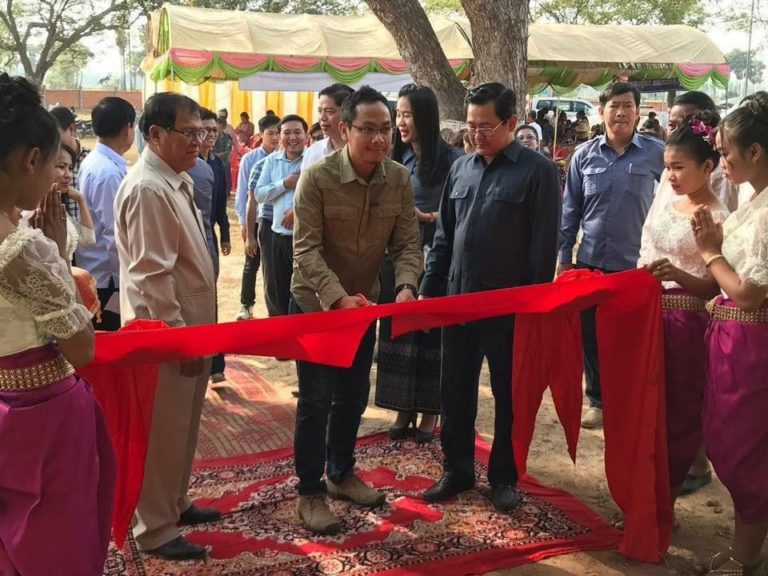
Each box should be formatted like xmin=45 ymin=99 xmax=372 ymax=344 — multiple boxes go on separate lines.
xmin=462 ymin=0 xmax=529 ymax=119
xmin=365 ymin=0 xmax=466 ymax=120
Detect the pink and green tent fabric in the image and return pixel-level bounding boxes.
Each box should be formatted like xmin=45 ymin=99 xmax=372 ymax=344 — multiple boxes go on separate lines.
xmin=145 ymin=4 xmax=729 ymax=91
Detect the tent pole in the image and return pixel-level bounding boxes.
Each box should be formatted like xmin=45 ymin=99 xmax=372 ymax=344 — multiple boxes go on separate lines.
xmin=551 ymin=94 xmax=561 ymax=160
xmin=745 ymin=0 xmax=756 ymax=98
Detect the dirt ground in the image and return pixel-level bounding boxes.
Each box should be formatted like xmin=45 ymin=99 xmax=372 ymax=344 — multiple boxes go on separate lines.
xmin=108 ymin=139 xmax=745 ymax=575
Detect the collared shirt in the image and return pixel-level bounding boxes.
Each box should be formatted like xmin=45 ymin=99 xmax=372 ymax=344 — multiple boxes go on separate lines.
xmin=236 ymin=146 xmax=269 ymax=224
xmin=188 ymin=157 xmax=217 ymax=263
xmin=559 ymin=133 xmax=664 ymax=272
xmin=421 ymin=139 xmax=561 ymax=298
xmin=255 ymin=149 xmax=304 ymax=235
xmin=115 ymin=148 xmax=215 ymax=328
xmin=301 ymin=136 xmax=336 ymax=172
xmin=206 ymin=151 xmax=230 ymax=246
xmin=75 ymin=142 xmax=127 ymax=288
xmin=292 ymin=147 xmax=423 ymax=312
xmin=248 ymin=155 xmax=273 ymax=221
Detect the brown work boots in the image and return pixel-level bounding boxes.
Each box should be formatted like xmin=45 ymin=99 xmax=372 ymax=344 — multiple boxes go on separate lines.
xmin=297 ymin=474 xmax=386 ymax=535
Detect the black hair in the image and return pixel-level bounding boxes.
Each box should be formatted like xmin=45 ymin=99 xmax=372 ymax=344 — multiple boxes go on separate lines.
xmin=218 ymin=108 xmax=228 ymax=118
xmin=464 ymin=82 xmax=517 ymax=122
xmin=0 ymin=73 xmax=60 ymax=165
xmin=266 ymin=109 xmax=275 ymax=116
xmin=318 ymin=83 xmax=354 ymax=108
xmin=142 ymin=92 xmax=201 ymax=138
xmin=392 ymin=83 xmax=453 ymax=188
xmin=59 ymin=143 xmax=77 ymax=164
xmin=666 ymin=110 xmax=721 ymax=166
xmin=50 ymin=106 xmax=77 ymax=129
xmin=672 ymin=91 xmax=717 ymax=112
xmin=241 ymin=112 xmax=249 ymax=120
xmin=341 ymin=85 xmax=390 ymax=125
xmin=310 ymin=121 xmax=321 ymax=133
xmin=92 ymin=97 xmax=136 ymax=139
xmin=721 ymin=91 xmax=768 ymax=154
xmin=258 ymin=114 xmax=280 ymax=132
xmin=515 ymin=124 xmax=539 ymax=140
xmin=215 ymin=116 xmax=227 ymax=127
xmin=599 ymin=82 xmax=641 ymax=107
xmin=199 ymin=108 xmax=218 ymax=122
xmin=526 ymin=110 xmax=536 ymax=120
xmin=279 ymin=114 xmax=308 ymax=132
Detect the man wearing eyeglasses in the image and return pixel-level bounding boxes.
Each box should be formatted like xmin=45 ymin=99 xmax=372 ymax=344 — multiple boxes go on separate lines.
xmin=255 ymin=114 xmax=308 ymax=316
xmin=291 ymin=85 xmax=422 ymax=535
xmin=189 ymin=107 xmax=231 ymax=384
xmin=115 ymin=93 xmax=220 ymax=561
xmin=419 ymin=82 xmax=561 ymax=513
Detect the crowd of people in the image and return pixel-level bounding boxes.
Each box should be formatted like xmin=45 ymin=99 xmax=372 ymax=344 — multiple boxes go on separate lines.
xmin=1 ymin=69 xmax=768 ymax=576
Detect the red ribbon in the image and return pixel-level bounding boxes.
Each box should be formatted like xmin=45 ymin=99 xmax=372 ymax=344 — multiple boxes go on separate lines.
xmin=82 ymin=269 xmax=670 ymax=562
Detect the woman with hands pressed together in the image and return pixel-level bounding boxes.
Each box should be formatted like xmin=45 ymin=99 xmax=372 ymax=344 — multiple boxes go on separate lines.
xmin=638 ymin=112 xmax=728 ymax=527
xmin=0 ymin=74 xmax=115 ymax=575
xmin=690 ymin=92 xmax=768 ymax=576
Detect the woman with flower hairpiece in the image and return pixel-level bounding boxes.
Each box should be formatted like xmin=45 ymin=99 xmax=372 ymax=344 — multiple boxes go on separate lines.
xmin=691 ymin=91 xmax=768 ymax=576
xmin=638 ymin=110 xmax=728 ymax=523
xmin=0 ymin=73 xmax=115 ymax=575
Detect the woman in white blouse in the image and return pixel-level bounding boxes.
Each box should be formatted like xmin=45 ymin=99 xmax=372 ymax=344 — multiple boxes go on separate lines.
xmin=0 ymin=74 xmax=115 ymax=575
xmin=638 ymin=111 xmax=728 ymax=520
xmin=693 ymin=92 xmax=768 ymax=576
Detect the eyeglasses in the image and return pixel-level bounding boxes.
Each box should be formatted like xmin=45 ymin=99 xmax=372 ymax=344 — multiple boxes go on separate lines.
xmin=166 ymin=127 xmax=207 ymax=142
xmin=466 ymin=121 xmax=505 ymax=138
xmin=311 ymin=134 xmax=324 ymax=142
xmin=350 ymin=124 xmax=393 ymax=139
xmin=203 ymin=128 xmax=219 ymax=138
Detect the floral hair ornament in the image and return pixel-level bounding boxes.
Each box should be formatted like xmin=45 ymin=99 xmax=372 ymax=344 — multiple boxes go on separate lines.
xmin=691 ymin=118 xmax=717 ymax=146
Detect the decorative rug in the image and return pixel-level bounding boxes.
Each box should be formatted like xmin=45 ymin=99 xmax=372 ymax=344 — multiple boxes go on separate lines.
xmin=196 ymin=356 xmax=296 ymax=459
xmin=106 ymin=433 xmax=621 ymax=576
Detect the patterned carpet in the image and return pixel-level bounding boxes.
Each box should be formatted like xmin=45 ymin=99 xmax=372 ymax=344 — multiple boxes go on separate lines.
xmin=106 ymin=431 xmax=621 ymax=576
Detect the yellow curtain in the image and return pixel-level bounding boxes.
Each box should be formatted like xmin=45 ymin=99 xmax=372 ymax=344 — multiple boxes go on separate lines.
xmin=198 ymin=82 xmax=217 ymax=111
xmin=265 ymin=91 xmax=284 ymax=117
xmin=230 ymin=83 xmax=253 ymax=119
xmin=296 ymin=92 xmax=315 ymax=125
xmin=160 ymin=78 xmax=184 ymax=93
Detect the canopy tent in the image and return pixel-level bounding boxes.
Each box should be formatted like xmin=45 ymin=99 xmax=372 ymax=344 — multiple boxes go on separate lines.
xmin=144 ymin=4 xmax=730 ymax=93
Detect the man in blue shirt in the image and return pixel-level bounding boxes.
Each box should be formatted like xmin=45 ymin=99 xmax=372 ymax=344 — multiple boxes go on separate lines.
xmin=557 ymin=82 xmax=664 ymax=429
xmin=235 ymin=114 xmax=280 ymax=320
xmin=255 ymin=114 xmax=307 ymax=316
xmin=76 ymin=97 xmax=136 ymax=331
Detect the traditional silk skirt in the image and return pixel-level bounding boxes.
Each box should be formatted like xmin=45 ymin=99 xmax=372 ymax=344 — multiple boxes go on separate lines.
xmin=661 ymin=290 xmax=709 ymax=487
xmin=375 ymin=256 xmax=441 ymax=415
xmin=0 ymin=344 xmax=116 ymax=576
xmin=704 ymin=297 xmax=768 ymax=524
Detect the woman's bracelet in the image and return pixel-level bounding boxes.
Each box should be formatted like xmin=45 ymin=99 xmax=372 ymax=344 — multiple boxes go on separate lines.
xmin=705 ymin=253 xmax=725 ymax=268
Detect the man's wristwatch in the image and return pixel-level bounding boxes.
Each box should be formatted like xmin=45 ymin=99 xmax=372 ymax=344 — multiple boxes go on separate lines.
xmin=395 ymin=283 xmax=418 ymax=296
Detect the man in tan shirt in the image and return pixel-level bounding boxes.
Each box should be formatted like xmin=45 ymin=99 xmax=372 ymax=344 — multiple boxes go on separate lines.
xmin=115 ymin=93 xmax=219 ymax=561
xmin=291 ymin=86 xmax=423 ymax=534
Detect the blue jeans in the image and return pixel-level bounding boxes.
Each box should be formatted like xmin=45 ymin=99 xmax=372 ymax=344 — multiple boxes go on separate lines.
xmin=290 ymin=298 xmax=376 ymax=495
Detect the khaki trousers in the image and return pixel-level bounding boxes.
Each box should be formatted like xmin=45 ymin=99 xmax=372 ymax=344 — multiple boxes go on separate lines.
xmin=132 ymin=359 xmax=211 ymax=550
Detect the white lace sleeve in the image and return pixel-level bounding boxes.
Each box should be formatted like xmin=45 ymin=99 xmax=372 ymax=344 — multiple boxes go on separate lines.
xmin=77 ymin=224 xmax=96 ymax=246
xmin=0 ymin=228 xmax=92 ymax=338
xmin=742 ymin=207 xmax=768 ymax=288
xmin=637 ymin=191 xmax=661 ymax=267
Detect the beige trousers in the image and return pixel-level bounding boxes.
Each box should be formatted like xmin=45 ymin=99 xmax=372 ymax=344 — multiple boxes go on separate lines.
xmin=132 ymin=359 xmax=212 ymax=550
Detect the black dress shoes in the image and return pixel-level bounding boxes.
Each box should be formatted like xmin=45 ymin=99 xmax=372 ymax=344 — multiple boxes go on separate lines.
xmin=490 ymin=484 xmax=522 ymax=512
xmin=423 ymin=473 xmax=475 ymax=502
xmin=146 ymin=536 xmax=207 ymax=561
xmin=179 ymin=504 xmax=222 ymax=526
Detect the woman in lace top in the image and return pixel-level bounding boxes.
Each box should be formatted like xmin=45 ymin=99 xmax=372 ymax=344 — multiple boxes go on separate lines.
xmin=55 ymin=143 xmax=95 ymax=263
xmin=0 ymin=74 xmax=116 ymax=576
xmin=638 ymin=112 xmax=727 ymax=520
xmin=692 ymin=92 xmax=768 ymax=576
